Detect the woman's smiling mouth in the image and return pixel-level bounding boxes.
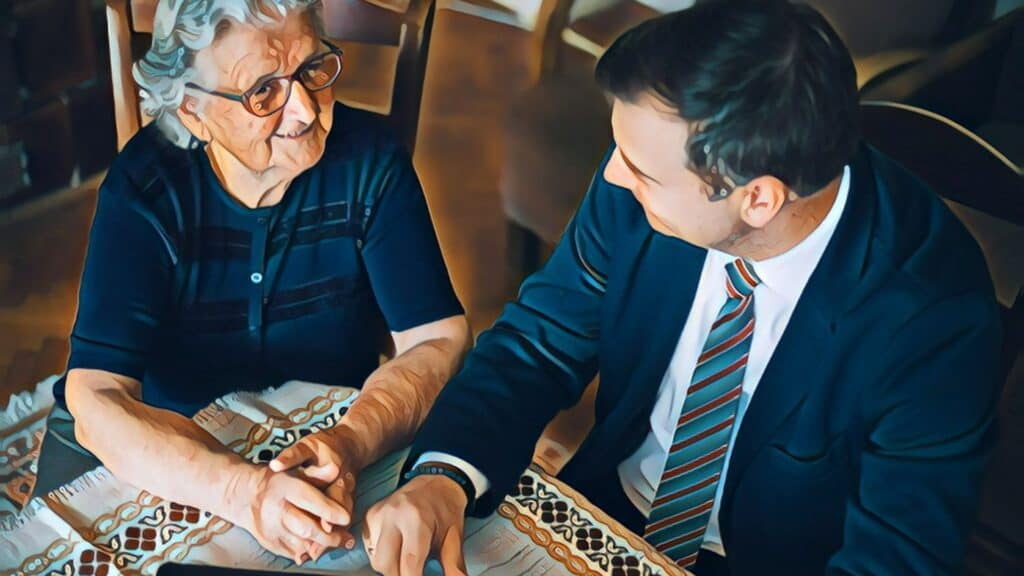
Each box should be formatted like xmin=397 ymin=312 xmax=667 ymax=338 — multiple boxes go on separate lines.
xmin=274 ymin=123 xmax=314 ymax=139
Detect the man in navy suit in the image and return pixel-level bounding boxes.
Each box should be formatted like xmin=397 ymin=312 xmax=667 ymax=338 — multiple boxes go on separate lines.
xmin=360 ymin=1 xmax=1002 ymax=574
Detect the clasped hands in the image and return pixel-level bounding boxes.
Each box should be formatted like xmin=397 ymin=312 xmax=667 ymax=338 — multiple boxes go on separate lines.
xmin=229 ymin=424 xmax=364 ymax=565
xmin=227 ymin=424 xmax=470 ymax=575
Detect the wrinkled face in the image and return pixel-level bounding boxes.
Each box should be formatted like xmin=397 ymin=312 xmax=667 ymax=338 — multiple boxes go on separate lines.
xmin=603 ymin=93 xmax=749 ymax=249
xmin=182 ymin=9 xmax=334 ymax=175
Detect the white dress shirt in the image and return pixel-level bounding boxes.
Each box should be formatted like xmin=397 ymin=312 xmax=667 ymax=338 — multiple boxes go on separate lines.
xmin=418 ymin=166 xmax=850 ymax=554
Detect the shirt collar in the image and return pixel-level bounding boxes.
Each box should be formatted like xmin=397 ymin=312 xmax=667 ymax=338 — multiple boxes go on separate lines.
xmin=709 ymin=164 xmax=851 ymax=303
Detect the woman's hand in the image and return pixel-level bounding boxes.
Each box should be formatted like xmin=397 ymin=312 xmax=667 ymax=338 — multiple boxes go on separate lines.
xmin=269 ymin=425 xmax=366 ymax=558
xmin=230 ymin=466 xmax=350 ymax=565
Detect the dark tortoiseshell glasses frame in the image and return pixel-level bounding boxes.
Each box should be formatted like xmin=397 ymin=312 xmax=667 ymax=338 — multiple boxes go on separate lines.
xmin=185 ymin=40 xmax=343 ymax=117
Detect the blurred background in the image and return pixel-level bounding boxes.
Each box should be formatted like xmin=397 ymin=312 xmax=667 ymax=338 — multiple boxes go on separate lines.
xmin=0 ymin=0 xmax=1022 ymax=571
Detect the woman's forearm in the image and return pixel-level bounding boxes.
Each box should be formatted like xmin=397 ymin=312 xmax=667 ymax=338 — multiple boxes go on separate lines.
xmin=338 ymin=316 xmax=470 ymax=470
xmin=66 ymin=370 xmax=261 ymax=526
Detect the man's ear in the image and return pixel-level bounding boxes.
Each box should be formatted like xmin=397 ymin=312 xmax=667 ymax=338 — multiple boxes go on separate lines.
xmin=176 ymin=95 xmax=210 ymax=142
xmin=736 ymin=175 xmax=787 ymax=229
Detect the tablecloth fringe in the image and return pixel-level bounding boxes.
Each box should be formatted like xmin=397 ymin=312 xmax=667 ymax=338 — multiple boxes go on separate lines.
xmin=192 ymin=401 xmax=227 ymax=426
xmin=46 ymin=467 xmax=113 ymax=506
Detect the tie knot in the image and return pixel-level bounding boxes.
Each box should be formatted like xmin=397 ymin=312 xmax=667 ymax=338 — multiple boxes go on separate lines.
xmin=725 ymin=258 xmax=760 ymax=299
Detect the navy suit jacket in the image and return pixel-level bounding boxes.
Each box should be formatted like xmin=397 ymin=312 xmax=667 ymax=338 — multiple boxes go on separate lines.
xmin=410 ymin=145 xmax=1002 ymax=575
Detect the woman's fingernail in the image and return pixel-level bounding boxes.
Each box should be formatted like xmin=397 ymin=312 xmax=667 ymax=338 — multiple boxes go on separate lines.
xmin=346 ymin=538 xmax=355 ymax=550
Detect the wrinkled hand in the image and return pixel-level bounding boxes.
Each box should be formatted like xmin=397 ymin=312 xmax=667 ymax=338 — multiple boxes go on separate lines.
xmin=270 ymin=426 xmax=364 ymax=559
xmin=363 ymin=474 xmax=469 ymax=576
xmin=235 ymin=466 xmax=350 ymax=565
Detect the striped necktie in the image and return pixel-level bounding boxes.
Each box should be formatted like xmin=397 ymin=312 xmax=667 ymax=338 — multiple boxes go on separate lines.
xmin=643 ymin=258 xmax=761 ymax=568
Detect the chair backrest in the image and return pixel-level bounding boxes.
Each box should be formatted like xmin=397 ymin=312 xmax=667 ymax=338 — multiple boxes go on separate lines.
xmin=860 ymin=101 xmax=1023 ymax=222
xmin=860 ymin=99 xmax=1023 ymax=327
xmin=105 ymin=0 xmax=435 ymax=153
xmin=548 ymin=0 xmax=661 ymax=78
xmin=532 ymin=0 xmax=575 ymax=82
xmin=803 ymin=0 xmax=960 ymax=56
xmin=859 ymin=8 xmax=1022 ymax=130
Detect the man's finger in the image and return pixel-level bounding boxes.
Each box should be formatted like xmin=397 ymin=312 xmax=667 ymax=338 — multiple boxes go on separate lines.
xmin=370 ymin=523 xmax=403 ymax=576
xmin=284 ymin=479 xmax=352 ymax=526
xmin=398 ymin=524 xmax=430 ymax=576
xmin=438 ymin=523 xmax=467 ymax=576
xmin=282 ymin=504 xmax=343 ymax=548
xmin=362 ymin=509 xmax=379 ymax=555
xmin=270 ymin=442 xmax=317 ymax=472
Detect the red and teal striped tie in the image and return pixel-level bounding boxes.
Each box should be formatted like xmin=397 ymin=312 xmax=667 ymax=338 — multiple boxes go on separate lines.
xmin=643 ymin=258 xmax=761 ymax=568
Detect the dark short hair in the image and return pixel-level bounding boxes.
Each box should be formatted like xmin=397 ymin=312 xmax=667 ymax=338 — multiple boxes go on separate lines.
xmin=595 ymin=0 xmax=859 ymax=197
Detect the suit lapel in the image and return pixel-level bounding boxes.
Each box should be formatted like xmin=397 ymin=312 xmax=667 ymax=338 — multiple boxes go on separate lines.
xmin=721 ymin=146 xmax=880 ymax=520
xmin=605 ymin=232 xmax=706 ymax=434
xmin=721 ymin=293 xmax=831 ymax=508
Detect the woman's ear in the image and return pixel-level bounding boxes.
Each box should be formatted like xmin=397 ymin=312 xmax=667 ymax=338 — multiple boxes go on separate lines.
xmin=176 ymin=95 xmax=210 ymax=142
xmin=736 ymin=175 xmax=787 ymax=229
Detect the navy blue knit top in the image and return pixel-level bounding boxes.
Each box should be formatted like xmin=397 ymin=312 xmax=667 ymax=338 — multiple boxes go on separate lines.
xmin=56 ymin=103 xmax=463 ymax=416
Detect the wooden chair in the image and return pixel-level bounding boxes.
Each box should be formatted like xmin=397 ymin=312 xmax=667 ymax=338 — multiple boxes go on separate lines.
xmin=500 ymin=0 xmax=661 ymax=282
xmin=442 ymin=0 xmax=529 ymax=30
xmin=105 ymin=0 xmax=436 ymax=154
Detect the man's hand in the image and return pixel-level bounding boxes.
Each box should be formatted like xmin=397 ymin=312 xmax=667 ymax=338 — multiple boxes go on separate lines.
xmin=269 ymin=425 xmax=366 ymax=558
xmin=363 ymin=474 xmax=469 ymax=576
xmin=229 ymin=465 xmax=351 ymax=565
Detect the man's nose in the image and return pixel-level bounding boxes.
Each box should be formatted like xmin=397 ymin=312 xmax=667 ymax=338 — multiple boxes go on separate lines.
xmin=604 ymin=147 xmax=638 ymax=190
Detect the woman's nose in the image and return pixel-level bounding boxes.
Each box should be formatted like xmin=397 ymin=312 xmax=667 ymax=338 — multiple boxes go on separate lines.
xmin=281 ymin=79 xmax=318 ymax=125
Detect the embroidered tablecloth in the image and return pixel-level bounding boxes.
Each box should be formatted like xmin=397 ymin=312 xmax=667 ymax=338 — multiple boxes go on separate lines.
xmin=0 ymin=381 xmax=686 ymax=575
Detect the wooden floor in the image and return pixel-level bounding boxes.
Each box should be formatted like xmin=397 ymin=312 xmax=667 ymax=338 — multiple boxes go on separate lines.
xmin=0 ymin=9 xmax=532 ymax=400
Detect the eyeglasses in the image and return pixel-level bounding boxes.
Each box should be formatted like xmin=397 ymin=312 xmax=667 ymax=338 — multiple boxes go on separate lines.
xmin=186 ymin=41 xmax=343 ymax=117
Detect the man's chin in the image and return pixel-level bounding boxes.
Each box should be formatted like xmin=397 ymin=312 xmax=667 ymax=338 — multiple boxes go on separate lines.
xmin=644 ymin=211 xmax=675 ymax=238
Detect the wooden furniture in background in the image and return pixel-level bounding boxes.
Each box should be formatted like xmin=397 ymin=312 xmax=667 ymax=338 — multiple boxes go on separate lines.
xmin=500 ymin=0 xmax=659 ymax=282
xmin=105 ymin=0 xmax=142 ymax=151
xmin=442 ymin=0 xmax=526 ymax=29
xmin=1 ymin=0 xmax=115 ymax=206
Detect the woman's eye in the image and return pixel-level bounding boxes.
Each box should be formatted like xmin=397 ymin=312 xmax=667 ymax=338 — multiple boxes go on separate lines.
xmin=254 ymin=83 xmax=272 ymax=96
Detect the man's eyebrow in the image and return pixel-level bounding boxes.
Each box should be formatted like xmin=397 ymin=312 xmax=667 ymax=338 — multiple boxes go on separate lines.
xmin=618 ymin=147 xmax=662 ymax=185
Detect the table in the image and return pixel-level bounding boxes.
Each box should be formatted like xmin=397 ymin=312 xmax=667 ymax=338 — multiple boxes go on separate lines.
xmin=0 ymin=382 xmax=687 ymax=575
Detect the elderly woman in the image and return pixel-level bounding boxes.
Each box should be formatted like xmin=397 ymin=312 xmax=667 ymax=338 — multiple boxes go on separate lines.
xmin=31 ymin=0 xmax=470 ymax=565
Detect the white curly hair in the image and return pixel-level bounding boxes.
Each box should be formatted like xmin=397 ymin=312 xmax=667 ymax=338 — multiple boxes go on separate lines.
xmin=134 ymin=0 xmax=325 ymax=148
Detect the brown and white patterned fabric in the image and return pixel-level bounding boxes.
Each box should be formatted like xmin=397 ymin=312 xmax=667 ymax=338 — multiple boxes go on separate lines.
xmin=0 ymin=376 xmax=56 ymax=527
xmin=0 ymin=381 xmax=687 ymax=575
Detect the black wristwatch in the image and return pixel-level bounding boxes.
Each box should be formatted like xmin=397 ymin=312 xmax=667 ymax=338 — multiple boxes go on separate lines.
xmin=403 ymin=461 xmax=477 ymax=514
